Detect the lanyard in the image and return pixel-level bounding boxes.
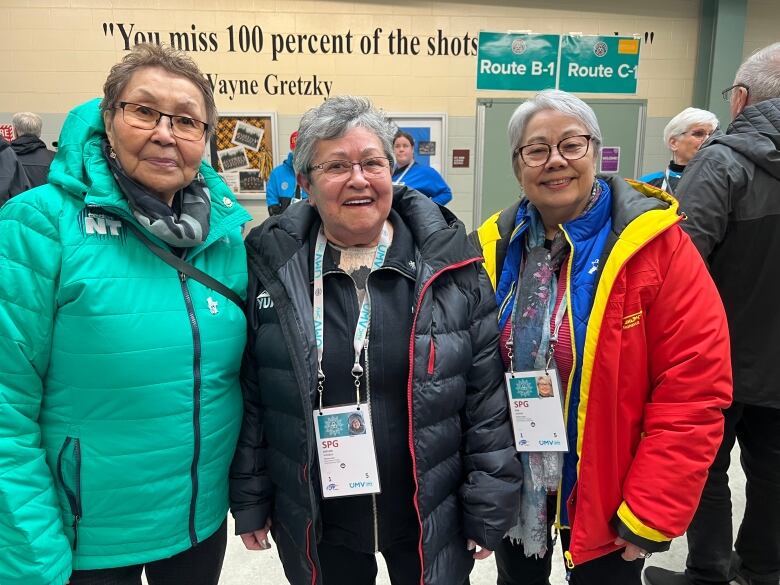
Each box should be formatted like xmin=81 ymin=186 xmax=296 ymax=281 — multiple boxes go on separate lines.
xmin=313 ymin=223 xmax=392 ymax=413
xmin=392 ymin=160 xmax=415 ymax=184
xmin=545 ymin=294 xmax=568 ymax=371
xmin=661 ymin=166 xmax=674 ymax=195
xmin=506 ymin=283 xmax=568 ymax=374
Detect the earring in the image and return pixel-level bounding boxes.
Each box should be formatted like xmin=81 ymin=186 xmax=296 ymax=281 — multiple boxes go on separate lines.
xmin=109 ymin=146 xmax=117 ymax=159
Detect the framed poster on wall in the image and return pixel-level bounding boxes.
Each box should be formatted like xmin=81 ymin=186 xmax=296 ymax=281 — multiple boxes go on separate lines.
xmin=207 ymin=112 xmax=279 ymax=200
xmin=387 ymin=114 xmax=447 ymax=176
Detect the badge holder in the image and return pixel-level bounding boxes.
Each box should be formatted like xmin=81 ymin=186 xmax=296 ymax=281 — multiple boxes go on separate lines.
xmin=504 ymin=298 xmax=569 ymax=452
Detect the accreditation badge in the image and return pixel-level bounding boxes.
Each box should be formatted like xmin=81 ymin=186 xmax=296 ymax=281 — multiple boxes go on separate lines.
xmin=504 ymin=369 xmax=569 ymax=452
xmin=313 ymin=403 xmax=381 ymax=498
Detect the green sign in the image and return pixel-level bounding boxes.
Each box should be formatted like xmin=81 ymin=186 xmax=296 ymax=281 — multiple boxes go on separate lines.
xmin=476 ymin=33 xmax=559 ymax=91
xmin=558 ymin=35 xmax=640 ymax=94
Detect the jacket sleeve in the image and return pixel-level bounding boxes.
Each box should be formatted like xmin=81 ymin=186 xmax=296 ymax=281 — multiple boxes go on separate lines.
xmin=428 ymin=168 xmax=453 ymax=206
xmin=265 ymin=167 xmax=281 ymax=207
xmin=458 ymin=264 xmax=523 ymax=550
xmin=0 ymin=196 xmax=72 ymax=585
xmin=611 ymin=229 xmax=732 ymax=552
xmin=229 ymin=275 xmax=274 ymax=535
xmin=675 ymin=147 xmax=745 ymax=260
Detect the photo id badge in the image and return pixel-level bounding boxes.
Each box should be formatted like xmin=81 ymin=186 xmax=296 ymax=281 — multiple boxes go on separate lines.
xmin=313 ymin=403 xmax=381 ymax=499
xmin=504 ymin=369 xmax=569 ymax=452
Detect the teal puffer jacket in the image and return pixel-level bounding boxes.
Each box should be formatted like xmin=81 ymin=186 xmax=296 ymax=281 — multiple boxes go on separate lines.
xmin=0 ymin=98 xmax=251 ymax=585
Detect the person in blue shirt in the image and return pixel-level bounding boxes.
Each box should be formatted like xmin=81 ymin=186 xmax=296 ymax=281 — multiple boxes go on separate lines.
xmin=266 ymin=130 xmax=308 ymax=215
xmin=392 ymin=130 xmax=452 ymax=205
xmin=639 ymin=108 xmax=718 ymax=196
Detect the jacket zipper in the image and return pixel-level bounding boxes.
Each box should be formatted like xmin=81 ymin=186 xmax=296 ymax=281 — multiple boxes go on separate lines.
xmin=406 ymin=256 xmax=482 ymax=584
xmin=180 ymin=271 xmax=202 ymax=546
xmin=362 ymin=264 xmax=415 ymax=552
xmin=362 ymin=273 xmax=380 ymax=554
xmin=56 ymin=437 xmax=82 ymax=550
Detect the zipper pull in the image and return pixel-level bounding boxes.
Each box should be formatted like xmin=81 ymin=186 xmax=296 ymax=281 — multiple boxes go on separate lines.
xmin=72 ymin=514 xmax=81 ymax=550
xmin=564 ymin=550 xmax=575 ymax=569
xmin=179 ymin=271 xmax=186 ymax=283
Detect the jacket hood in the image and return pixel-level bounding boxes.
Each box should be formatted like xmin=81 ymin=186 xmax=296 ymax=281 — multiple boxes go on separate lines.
xmin=11 ymin=134 xmax=48 ymax=155
xmin=0 ymin=138 xmax=10 ymax=153
xmin=710 ymin=97 xmax=780 ymax=180
xmin=246 ymin=185 xmax=476 ymax=277
xmin=45 ymin=98 xmax=249 ymax=245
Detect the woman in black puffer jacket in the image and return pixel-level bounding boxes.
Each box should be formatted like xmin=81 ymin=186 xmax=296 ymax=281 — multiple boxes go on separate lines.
xmin=230 ymin=96 xmax=523 ymax=585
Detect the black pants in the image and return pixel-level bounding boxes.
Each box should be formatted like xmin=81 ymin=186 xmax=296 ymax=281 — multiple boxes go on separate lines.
xmin=69 ymin=519 xmax=227 ymax=585
xmin=495 ymin=496 xmax=644 ymax=585
xmin=318 ymin=537 xmax=446 ymax=585
xmin=685 ymin=402 xmax=780 ymax=585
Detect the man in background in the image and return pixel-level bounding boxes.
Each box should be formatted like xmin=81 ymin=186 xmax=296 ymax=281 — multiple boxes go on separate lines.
xmin=11 ymin=112 xmax=56 ymax=188
xmin=644 ymin=42 xmax=780 ymax=585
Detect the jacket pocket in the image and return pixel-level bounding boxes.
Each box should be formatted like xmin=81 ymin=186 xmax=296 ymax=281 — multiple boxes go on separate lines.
xmin=56 ymin=436 xmax=83 ymax=550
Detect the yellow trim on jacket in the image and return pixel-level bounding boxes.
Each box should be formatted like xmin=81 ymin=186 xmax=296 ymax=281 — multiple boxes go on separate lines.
xmin=476 ymin=209 xmax=503 ymax=291
xmin=616 ymin=501 xmax=672 ymax=542
xmin=575 ymin=180 xmax=681 ymax=470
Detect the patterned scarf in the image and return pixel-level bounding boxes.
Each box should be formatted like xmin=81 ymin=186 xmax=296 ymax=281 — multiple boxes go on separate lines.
xmin=505 ymin=181 xmax=601 ymax=557
xmin=104 ymin=141 xmax=211 ymax=247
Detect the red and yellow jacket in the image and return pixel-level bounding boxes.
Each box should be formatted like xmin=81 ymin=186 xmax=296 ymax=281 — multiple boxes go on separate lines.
xmin=475 ymin=176 xmax=732 ymax=566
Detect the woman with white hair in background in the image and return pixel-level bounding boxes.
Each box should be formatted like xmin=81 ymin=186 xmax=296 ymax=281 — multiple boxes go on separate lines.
xmin=639 ymin=107 xmax=719 ymax=195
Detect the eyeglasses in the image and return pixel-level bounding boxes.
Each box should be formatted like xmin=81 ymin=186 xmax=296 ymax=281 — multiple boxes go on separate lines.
xmin=721 ymin=83 xmax=749 ymax=102
xmin=513 ymin=134 xmax=592 ymax=167
xmin=682 ymin=129 xmax=712 ymax=140
xmin=115 ymin=102 xmax=208 ymax=141
xmin=310 ymin=157 xmax=391 ymax=179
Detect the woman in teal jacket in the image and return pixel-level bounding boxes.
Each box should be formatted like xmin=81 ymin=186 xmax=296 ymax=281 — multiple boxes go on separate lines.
xmin=0 ymin=45 xmax=250 ymax=585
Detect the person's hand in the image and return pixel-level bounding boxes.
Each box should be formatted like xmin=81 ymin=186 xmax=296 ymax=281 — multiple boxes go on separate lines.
xmin=466 ymin=539 xmax=493 ymax=560
xmin=614 ymin=537 xmax=651 ymax=561
xmin=240 ymin=518 xmax=272 ymax=551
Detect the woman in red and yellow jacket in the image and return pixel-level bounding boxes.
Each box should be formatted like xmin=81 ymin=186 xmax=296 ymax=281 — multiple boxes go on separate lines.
xmin=473 ymin=90 xmax=732 ymax=585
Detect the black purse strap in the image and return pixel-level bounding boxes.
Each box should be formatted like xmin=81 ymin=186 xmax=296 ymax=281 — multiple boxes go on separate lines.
xmin=95 ymin=208 xmax=246 ymax=312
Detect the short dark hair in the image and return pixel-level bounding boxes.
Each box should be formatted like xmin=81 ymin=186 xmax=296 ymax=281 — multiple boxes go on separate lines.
xmin=100 ymin=43 xmax=217 ymax=137
xmin=393 ymin=130 xmax=415 ymax=147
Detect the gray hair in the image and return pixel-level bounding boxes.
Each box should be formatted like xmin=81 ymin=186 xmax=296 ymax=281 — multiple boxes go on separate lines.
xmin=507 ymin=90 xmax=602 ymax=172
xmin=293 ymin=96 xmax=396 ymax=178
xmin=12 ymin=112 xmax=43 ymax=138
xmin=736 ymin=42 xmax=780 ymax=104
xmin=100 ymin=43 xmax=217 ymax=137
xmin=663 ymin=107 xmax=719 ymax=148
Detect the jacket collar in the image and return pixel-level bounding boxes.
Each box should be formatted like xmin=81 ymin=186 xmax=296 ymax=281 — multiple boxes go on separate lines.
xmin=246 ymin=185 xmax=477 ymax=278
xmin=47 ymin=98 xmax=249 ymax=248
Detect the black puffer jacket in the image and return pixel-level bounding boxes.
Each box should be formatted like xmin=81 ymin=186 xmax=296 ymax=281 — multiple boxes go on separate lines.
xmin=676 ymin=98 xmax=780 ymax=408
xmin=10 ymin=135 xmax=56 ymax=188
xmin=0 ymin=138 xmax=30 ymax=204
xmin=230 ymin=186 xmax=523 ymax=585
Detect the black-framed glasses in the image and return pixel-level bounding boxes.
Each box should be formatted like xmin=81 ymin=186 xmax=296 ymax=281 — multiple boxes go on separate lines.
xmin=310 ymin=157 xmax=391 ymax=179
xmin=513 ymin=134 xmax=593 ymax=167
xmin=722 ymin=83 xmax=749 ymax=102
xmin=115 ymin=102 xmax=208 ymax=141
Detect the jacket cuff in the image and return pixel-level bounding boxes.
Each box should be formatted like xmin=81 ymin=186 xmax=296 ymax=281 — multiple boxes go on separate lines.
xmin=611 ymin=502 xmax=672 ymax=553
xmin=232 ymin=504 xmax=270 ymax=535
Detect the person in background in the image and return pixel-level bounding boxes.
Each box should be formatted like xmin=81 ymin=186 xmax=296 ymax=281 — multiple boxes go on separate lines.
xmin=0 ymin=43 xmax=250 ymax=585
xmin=638 ymin=107 xmax=718 ymax=195
xmin=230 ymin=95 xmax=522 ymax=585
xmin=644 ymin=41 xmax=780 ymax=585
xmin=11 ymin=111 xmax=57 ymax=188
xmin=0 ymin=136 xmax=30 ymax=204
xmin=266 ymin=130 xmax=307 ymax=215
xmin=473 ymin=89 xmax=732 ymax=585
xmin=392 ymin=129 xmax=452 ymax=205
